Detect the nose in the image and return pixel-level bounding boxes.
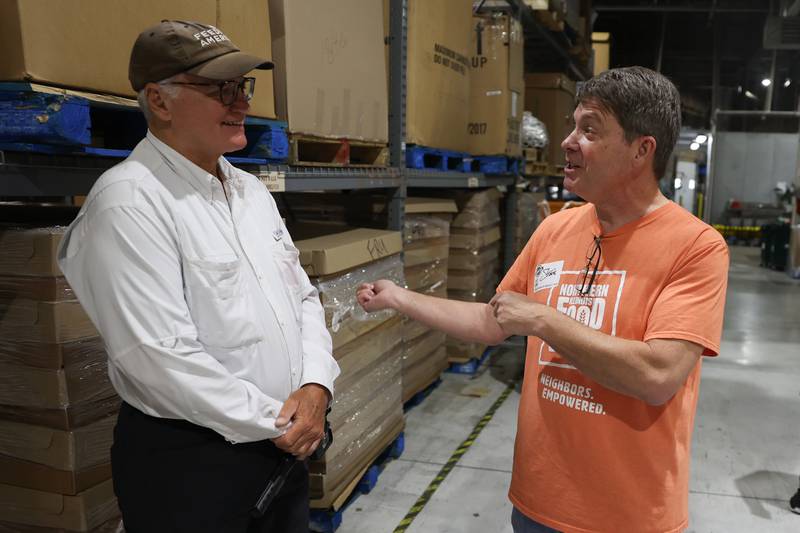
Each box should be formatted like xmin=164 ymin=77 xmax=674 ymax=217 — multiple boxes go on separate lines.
xmin=561 ymin=126 xmax=578 ymax=154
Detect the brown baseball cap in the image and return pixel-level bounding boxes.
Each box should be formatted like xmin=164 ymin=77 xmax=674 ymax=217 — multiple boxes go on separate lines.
xmin=129 ymin=20 xmax=273 ymax=91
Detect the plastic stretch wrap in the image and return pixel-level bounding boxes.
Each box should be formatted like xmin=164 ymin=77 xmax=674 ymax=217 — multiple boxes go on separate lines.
xmin=404 ymin=237 xmax=449 ymax=267
xmin=513 ymin=192 xmax=543 ymax=254
xmin=0 ymin=416 xmax=115 ymax=472
xmin=0 ymin=396 xmax=121 ymax=431
xmin=450 ymin=189 xmax=502 ymax=229
xmin=0 ymin=337 xmax=106 ymax=370
xmin=309 ymin=350 xmax=402 ymax=492
xmin=0 ymin=518 xmax=123 ymax=533
xmin=0 ymin=226 xmax=65 ymax=277
xmin=404 ymin=330 xmax=446 ymax=370
xmin=404 ymin=215 xmax=450 ymax=243
xmin=403 ymin=318 xmax=432 ymax=344
xmin=403 ymin=346 xmax=447 ymax=402
xmin=448 ymin=277 xmax=499 ymax=304
xmin=404 ymin=259 xmax=447 ymax=292
xmin=0 ymin=299 xmax=97 ymax=343
xmin=522 ymin=111 xmax=549 ymax=149
xmin=314 ymin=255 xmax=404 ymax=349
xmin=0 ymin=276 xmax=73 ymax=301
xmin=449 ymin=242 xmax=501 ymax=271
xmin=0 ymin=358 xmax=115 ymax=409
xmin=329 ymin=347 xmax=402 ymax=432
xmin=449 ymin=225 xmax=501 ymax=252
xmin=333 ymin=317 xmax=403 ymax=389
xmin=448 ymin=264 xmax=500 ymax=291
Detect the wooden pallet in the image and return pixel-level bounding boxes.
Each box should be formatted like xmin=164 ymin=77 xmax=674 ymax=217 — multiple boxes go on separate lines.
xmin=288 ymin=134 xmax=388 ymax=167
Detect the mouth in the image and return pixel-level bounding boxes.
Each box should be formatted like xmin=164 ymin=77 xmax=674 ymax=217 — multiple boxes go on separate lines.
xmin=222 ymin=121 xmax=244 ymax=127
xmin=565 ymin=161 xmax=582 ymax=170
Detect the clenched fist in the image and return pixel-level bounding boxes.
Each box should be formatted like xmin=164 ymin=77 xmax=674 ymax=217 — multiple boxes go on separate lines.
xmin=489 ymin=291 xmax=545 ymax=337
xmin=356 ymin=279 xmax=402 ymax=312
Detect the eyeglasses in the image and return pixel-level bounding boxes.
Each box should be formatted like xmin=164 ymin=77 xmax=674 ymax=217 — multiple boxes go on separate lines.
xmin=577 ymin=235 xmax=602 ymax=295
xmin=163 ymin=77 xmax=256 ymax=106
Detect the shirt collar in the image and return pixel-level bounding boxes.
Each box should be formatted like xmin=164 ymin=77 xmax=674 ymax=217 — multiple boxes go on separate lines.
xmin=145 ymin=130 xmax=241 ymax=201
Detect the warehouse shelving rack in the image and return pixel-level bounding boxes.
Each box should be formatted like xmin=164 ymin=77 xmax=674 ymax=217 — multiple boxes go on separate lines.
xmin=0 ymin=0 xmax=583 ymax=272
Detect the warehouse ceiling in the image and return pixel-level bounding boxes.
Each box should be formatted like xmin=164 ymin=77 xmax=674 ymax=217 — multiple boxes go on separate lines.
xmin=592 ymin=0 xmax=800 ymax=128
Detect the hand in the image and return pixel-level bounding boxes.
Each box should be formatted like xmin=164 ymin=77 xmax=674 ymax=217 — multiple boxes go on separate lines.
xmin=488 ymin=291 xmax=544 ymax=337
xmin=356 ymin=279 xmax=401 ymax=312
xmin=272 ymin=384 xmax=330 ymax=459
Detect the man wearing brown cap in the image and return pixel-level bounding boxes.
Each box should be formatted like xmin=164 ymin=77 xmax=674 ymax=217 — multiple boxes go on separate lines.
xmin=57 ymin=20 xmax=339 ymax=533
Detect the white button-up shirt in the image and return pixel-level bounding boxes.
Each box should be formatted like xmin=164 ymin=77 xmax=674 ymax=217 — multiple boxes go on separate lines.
xmin=57 ymin=131 xmax=339 ymax=443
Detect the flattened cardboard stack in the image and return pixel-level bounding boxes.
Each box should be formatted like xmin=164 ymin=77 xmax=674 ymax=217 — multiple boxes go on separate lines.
xmin=0 ymin=225 xmax=120 ymax=531
xmin=294 ymin=228 xmax=405 ymax=509
xmin=402 ymin=198 xmax=457 ymax=401
xmin=445 ymin=190 xmax=502 ymax=362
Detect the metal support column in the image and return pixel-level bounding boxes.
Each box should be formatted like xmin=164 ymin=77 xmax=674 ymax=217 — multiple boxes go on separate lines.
xmin=387 ymin=0 xmax=408 ymax=232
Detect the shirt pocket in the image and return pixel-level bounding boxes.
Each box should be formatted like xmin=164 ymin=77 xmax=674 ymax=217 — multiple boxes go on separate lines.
xmin=184 ymin=258 xmax=262 ymax=349
xmin=271 ymin=241 xmax=305 ymax=323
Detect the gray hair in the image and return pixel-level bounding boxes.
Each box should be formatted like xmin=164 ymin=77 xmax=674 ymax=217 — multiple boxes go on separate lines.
xmin=136 ymin=75 xmax=182 ymax=123
xmin=576 ymin=66 xmax=681 ymax=179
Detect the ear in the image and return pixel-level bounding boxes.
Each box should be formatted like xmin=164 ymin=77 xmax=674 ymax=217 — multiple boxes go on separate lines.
xmin=635 ymin=136 xmax=657 ymax=162
xmin=146 ymin=84 xmax=172 ymax=122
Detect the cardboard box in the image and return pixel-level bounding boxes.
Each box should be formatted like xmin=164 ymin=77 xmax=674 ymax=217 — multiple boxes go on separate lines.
xmin=404 ymin=238 xmax=450 ymax=267
xmin=0 ymin=398 xmax=120 ymax=431
xmin=0 ymin=360 xmax=114 ymax=410
xmin=0 ymin=455 xmax=111 ymax=495
xmin=0 ymin=416 xmax=114 ymax=472
xmin=405 ymin=198 xmax=458 ymax=214
xmin=0 ymin=338 xmax=105 ymax=371
xmin=448 ymin=266 xmax=499 ymax=292
xmin=0 ymin=228 xmax=64 ymax=277
xmin=449 ymin=242 xmax=501 ymax=271
xmin=0 ymin=478 xmax=118 ymax=531
xmin=592 ymin=32 xmax=611 ymax=76
xmin=0 ymin=300 xmax=97 ymax=343
xmin=404 ymin=216 xmax=451 ymax=244
xmin=525 ymin=73 xmax=577 ymax=166
xmin=269 ymin=0 xmax=388 ymax=141
xmin=0 ymin=516 xmax=121 ymax=533
xmin=405 ymin=260 xmax=447 ymax=292
xmin=468 ymin=15 xmax=524 ymax=156
xmin=216 ymin=0 xmax=276 ymax=119
xmin=333 ymin=317 xmax=403 ymax=386
xmin=404 ymin=330 xmax=447 ymax=370
xmin=0 ymin=277 xmax=73 ymax=302
xmin=402 ymin=346 xmax=447 ymax=403
xmin=296 ymin=229 xmax=402 ymax=276
xmin=449 ymin=189 xmax=502 ymax=229
xmin=446 ymin=338 xmax=486 ymax=362
xmin=450 ymin=225 xmax=501 ymax=251
xmin=0 ymin=1 xmax=215 ymax=97
xmin=406 ymin=0 xmax=473 ymax=151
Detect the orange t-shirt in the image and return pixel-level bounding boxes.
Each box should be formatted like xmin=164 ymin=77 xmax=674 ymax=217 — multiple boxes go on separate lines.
xmin=497 ymin=202 xmax=729 ymax=533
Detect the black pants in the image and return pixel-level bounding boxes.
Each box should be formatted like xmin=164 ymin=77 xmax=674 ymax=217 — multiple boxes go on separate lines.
xmin=111 ymin=403 xmax=309 ymax=533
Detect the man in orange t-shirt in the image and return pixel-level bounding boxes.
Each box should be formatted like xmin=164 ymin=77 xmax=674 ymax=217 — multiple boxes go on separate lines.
xmin=357 ymin=66 xmax=728 ymax=532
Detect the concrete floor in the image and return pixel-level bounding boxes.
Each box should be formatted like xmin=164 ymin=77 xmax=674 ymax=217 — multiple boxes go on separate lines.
xmin=336 ymin=246 xmax=800 ymax=533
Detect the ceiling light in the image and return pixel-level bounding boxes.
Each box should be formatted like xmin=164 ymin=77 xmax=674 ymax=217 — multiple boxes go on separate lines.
xmin=695 ymin=135 xmax=708 ymax=144
xmin=761 ymin=78 xmax=772 ymax=87
xmin=674 ymin=178 xmax=682 ymax=189
xmin=688 ymin=179 xmax=696 ymax=190
xmin=785 ymin=78 xmax=792 ymax=88
xmin=690 ymin=142 xmax=700 ymax=151
xmin=744 ymin=90 xmax=758 ymax=100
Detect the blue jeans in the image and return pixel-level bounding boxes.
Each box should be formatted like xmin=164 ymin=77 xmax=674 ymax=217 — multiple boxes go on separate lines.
xmin=511 ymin=508 xmax=561 ymax=533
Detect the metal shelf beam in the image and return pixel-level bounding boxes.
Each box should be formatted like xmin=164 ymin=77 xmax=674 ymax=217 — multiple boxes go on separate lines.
xmin=406 ymin=169 xmax=516 ymax=189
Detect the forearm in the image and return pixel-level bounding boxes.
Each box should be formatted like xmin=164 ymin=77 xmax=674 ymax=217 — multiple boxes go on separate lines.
xmin=534 ymin=307 xmax=671 ymax=404
xmin=394 ymin=288 xmax=507 ymax=345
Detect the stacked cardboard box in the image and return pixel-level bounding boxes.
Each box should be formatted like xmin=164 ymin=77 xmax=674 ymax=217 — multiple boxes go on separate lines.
xmin=524 ymin=73 xmax=577 ymax=167
xmin=405 ymin=0 xmax=474 ymax=152
xmin=0 ymin=1 xmax=276 ymax=119
xmin=402 ymin=198 xmax=458 ymax=401
xmin=269 ymin=0 xmax=387 ymax=142
xmin=0 ymin=226 xmax=120 ymax=531
xmin=468 ymin=14 xmax=525 ymax=157
xmin=445 ymin=190 xmax=502 ymax=362
xmin=294 ymin=228 xmax=405 ymax=509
